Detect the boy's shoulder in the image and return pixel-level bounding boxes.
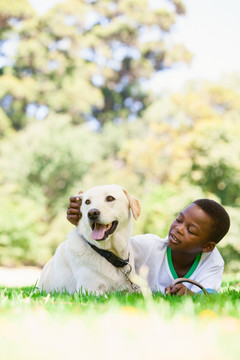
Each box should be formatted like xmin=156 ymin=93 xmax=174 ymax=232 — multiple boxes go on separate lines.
xmin=130 ymin=234 xmax=168 ymax=274
xmin=130 ymin=234 xmax=168 ymax=254
xmin=201 ymin=246 xmax=224 ymax=267
xmin=191 ymin=247 xmax=224 ymax=293
xmin=131 ymin=233 xmax=168 ymax=245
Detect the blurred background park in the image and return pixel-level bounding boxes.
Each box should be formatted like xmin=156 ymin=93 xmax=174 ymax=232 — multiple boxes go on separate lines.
xmin=0 ymin=0 xmax=240 ymax=278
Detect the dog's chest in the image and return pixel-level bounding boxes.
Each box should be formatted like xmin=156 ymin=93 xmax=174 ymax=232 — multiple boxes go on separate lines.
xmin=67 ymin=230 xmax=133 ymax=292
xmin=73 ymin=250 xmax=131 ymax=291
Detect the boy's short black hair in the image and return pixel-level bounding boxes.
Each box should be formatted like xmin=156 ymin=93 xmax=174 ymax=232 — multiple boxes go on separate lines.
xmin=193 ymin=199 xmax=230 ymax=244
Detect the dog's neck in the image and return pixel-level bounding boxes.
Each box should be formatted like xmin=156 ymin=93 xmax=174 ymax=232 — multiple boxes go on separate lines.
xmin=109 ymin=233 xmax=131 ymax=259
xmin=82 ymin=236 xmax=130 ymax=268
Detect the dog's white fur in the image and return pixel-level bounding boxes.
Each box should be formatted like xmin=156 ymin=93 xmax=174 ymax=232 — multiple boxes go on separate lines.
xmin=37 ymin=184 xmax=141 ymax=294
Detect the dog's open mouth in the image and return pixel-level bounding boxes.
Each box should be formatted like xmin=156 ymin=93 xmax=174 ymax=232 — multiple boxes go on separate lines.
xmin=91 ymin=221 xmax=118 ymax=241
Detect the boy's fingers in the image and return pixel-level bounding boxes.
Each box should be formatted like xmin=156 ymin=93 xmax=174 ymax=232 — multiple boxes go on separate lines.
xmin=69 ymin=196 xmax=82 ymax=203
xmin=169 ymin=286 xmax=178 ymax=294
xmin=165 ymin=286 xmax=171 ymax=295
xmin=176 ymin=286 xmax=185 ymax=295
xmin=69 ymin=201 xmax=81 ymax=209
xmin=169 ymin=284 xmax=182 ymax=295
xmin=67 ymin=208 xmax=80 ymax=215
xmin=166 ymin=283 xmax=190 ymax=296
xmin=67 ymin=214 xmax=79 ymax=220
xmin=172 ymin=284 xmax=188 ymax=296
xmin=67 ymin=215 xmax=80 ymax=226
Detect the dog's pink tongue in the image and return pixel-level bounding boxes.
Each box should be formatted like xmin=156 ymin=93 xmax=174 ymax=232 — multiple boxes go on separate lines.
xmin=91 ymin=224 xmax=108 ymax=240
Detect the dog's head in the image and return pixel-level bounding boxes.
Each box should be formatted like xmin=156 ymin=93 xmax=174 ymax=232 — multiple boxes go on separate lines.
xmin=77 ymin=184 xmax=141 ymax=242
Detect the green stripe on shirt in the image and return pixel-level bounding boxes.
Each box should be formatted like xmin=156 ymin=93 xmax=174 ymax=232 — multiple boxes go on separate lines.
xmin=167 ymin=246 xmax=202 ymax=279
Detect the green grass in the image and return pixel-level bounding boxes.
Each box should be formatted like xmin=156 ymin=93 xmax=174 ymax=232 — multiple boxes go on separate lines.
xmin=0 ymin=278 xmax=240 ymax=360
xmin=0 ymin=283 xmax=240 ymax=317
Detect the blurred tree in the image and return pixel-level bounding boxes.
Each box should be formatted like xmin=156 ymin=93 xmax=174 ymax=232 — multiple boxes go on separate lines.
xmin=0 ymin=105 xmax=12 ymax=136
xmin=172 ymin=82 xmax=240 ymax=206
xmin=0 ymin=0 xmax=35 ymax=134
xmin=120 ymin=81 xmax=240 ymax=207
xmin=119 ymin=96 xmax=192 ymax=184
xmin=0 ymin=115 xmax=105 ymax=216
xmin=0 ymin=0 xmax=191 ymax=130
xmin=0 ymin=191 xmax=47 ymax=266
xmin=0 ymin=0 xmax=34 ymax=36
xmin=188 ymin=118 xmax=240 ymax=206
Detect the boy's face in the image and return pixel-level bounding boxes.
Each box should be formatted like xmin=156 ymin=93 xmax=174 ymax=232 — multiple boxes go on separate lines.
xmin=168 ymin=204 xmax=214 ymax=254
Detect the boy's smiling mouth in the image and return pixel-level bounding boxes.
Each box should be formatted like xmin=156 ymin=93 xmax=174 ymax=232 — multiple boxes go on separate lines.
xmin=169 ymin=233 xmax=181 ymax=244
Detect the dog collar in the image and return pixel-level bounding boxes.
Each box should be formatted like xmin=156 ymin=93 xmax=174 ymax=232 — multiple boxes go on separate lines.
xmin=82 ymin=236 xmax=130 ymax=268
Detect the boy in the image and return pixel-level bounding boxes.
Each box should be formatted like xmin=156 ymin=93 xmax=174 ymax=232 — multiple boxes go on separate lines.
xmin=67 ymin=197 xmax=230 ymax=295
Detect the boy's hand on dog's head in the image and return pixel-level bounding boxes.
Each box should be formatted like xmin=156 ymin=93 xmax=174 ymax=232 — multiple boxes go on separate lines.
xmin=165 ymin=283 xmax=194 ymax=296
xmin=66 ymin=191 xmax=83 ymax=226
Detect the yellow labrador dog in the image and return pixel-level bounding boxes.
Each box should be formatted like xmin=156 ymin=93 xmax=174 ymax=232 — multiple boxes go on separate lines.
xmin=37 ymin=184 xmax=141 ymax=294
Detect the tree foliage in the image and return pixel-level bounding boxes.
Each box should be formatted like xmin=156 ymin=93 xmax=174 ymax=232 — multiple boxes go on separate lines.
xmin=0 ymin=0 xmax=190 ymax=130
xmin=0 ymin=115 xmax=105 ymax=216
xmin=0 ymin=0 xmax=34 ymax=36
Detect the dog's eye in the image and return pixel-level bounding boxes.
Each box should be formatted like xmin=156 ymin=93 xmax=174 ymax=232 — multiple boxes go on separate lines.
xmin=106 ymin=195 xmax=115 ymax=202
xmin=85 ymin=199 xmax=91 ymax=205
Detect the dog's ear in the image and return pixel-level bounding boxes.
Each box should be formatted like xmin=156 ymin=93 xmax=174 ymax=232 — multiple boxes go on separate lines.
xmin=77 ymin=191 xmax=83 ymax=199
xmin=122 ymin=189 xmax=141 ymax=220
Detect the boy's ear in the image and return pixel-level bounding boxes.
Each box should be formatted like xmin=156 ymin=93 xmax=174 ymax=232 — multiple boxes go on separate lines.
xmin=202 ymin=242 xmax=215 ymax=253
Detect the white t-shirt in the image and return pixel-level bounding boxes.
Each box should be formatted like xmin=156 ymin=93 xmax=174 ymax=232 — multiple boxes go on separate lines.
xmin=131 ymin=234 xmax=224 ymax=294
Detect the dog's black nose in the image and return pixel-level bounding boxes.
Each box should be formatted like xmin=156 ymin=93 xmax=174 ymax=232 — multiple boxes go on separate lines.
xmin=88 ymin=208 xmax=100 ymax=220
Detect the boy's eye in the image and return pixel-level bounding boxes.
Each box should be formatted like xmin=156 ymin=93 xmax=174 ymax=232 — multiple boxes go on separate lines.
xmin=188 ymin=228 xmax=196 ymax=235
xmin=85 ymin=199 xmax=91 ymax=205
xmin=106 ymin=195 xmax=115 ymax=202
